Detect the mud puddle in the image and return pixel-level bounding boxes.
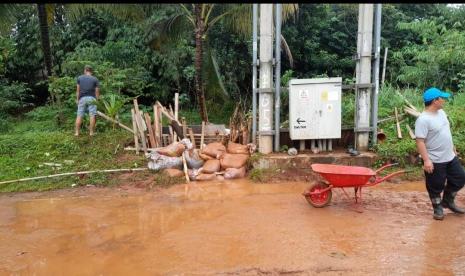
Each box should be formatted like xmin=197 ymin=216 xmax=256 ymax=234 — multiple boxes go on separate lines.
xmin=1 ymin=179 xmax=464 ymax=275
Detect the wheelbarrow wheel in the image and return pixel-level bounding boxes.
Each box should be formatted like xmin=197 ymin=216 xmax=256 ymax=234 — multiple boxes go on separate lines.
xmin=304 ymin=181 xmax=332 ymax=208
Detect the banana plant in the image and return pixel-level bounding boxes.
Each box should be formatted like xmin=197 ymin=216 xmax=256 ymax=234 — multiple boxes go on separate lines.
xmin=92 ymin=94 xmax=128 ymax=129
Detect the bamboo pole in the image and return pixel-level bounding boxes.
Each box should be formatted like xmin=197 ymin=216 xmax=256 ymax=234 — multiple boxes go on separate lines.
xmin=200 ymin=121 xmax=205 ymax=150
xmin=144 ymin=113 xmax=157 ymax=148
xmin=131 ymin=109 xmax=140 ymax=154
xmin=381 ymin=47 xmax=388 ymax=85
xmin=97 ymin=111 xmax=134 ymax=134
xmin=174 ymin=93 xmax=179 ymax=142
xmin=395 ymin=107 xmax=402 ymax=139
xmin=406 ymin=124 xmax=416 ymax=139
xmin=404 ymin=106 xmax=420 ymax=118
xmin=0 ymin=168 xmax=148 ymax=186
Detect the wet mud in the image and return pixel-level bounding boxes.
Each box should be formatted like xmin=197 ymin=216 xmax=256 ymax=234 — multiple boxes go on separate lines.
xmin=1 ymin=179 xmax=464 ymax=275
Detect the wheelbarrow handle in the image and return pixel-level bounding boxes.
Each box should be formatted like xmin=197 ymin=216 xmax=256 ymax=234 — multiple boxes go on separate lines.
xmin=367 ymin=170 xmax=405 ymax=186
xmin=375 ymin=162 xmax=399 ymax=174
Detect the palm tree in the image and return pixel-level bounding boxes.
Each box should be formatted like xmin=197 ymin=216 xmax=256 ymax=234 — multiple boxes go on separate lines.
xmin=149 ymin=4 xmax=298 ymax=123
xmin=36 ymin=4 xmax=54 ymax=78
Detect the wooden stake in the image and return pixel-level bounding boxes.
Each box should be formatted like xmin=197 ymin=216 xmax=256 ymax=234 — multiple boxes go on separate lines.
xmin=406 ymin=124 xmax=416 ymax=139
xmin=153 ymin=105 xmax=160 ymax=147
xmin=144 ymin=113 xmax=157 ymax=148
xmin=131 ymin=109 xmax=140 ymax=154
xmin=394 ymin=107 xmax=402 ymax=139
xmin=97 ymin=111 xmax=134 ymax=134
xmin=158 ymin=104 xmax=163 ymax=146
xmin=200 ymin=121 xmax=205 ymax=150
xmin=188 ymin=128 xmax=196 ymax=148
xmin=174 ymin=93 xmax=179 ymax=142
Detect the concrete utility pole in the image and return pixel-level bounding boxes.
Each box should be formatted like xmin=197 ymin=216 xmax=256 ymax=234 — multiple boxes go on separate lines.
xmin=355 ymin=4 xmax=374 ymax=151
xmin=258 ymin=4 xmax=274 ymax=154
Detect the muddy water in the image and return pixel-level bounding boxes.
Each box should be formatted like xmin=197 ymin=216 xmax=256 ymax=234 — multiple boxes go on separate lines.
xmin=1 ymin=179 xmax=464 ymax=275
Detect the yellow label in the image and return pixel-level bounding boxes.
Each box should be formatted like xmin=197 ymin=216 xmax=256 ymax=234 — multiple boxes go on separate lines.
xmin=321 ymin=90 xmax=328 ymax=102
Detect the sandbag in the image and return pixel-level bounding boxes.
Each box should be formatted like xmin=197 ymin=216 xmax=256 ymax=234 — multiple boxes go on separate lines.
xmin=199 ymin=152 xmax=215 ymax=161
xmin=220 ymin=153 xmax=249 ymax=169
xmin=188 ymin=169 xmax=201 ymax=181
xmin=185 ymin=149 xmax=204 ymax=169
xmin=147 ymin=152 xmax=182 ymax=171
xmin=202 ymin=142 xmax=226 ymax=159
xmin=196 ymin=173 xmax=217 ymax=181
xmin=224 ymin=166 xmax=246 ymax=179
xmin=155 ymin=142 xmax=185 ymax=157
xmin=164 ymin=168 xmax=184 ymax=177
xmin=216 ymin=175 xmax=225 ymax=181
xmin=202 ymin=159 xmax=221 ymax=174
xmin=227 ymin=142 xmax=249 ymax=155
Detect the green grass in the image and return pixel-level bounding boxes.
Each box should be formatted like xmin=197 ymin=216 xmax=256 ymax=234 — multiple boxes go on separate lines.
xmin=0 ymin=106 xmax=147 ymax=192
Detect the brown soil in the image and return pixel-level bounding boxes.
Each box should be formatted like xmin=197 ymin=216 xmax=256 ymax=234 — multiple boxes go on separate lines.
xmin=1 ymin=179 xmax=465 ymax=275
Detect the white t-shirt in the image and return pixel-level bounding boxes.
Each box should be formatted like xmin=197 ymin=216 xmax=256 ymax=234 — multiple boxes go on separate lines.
xmin=414 ymin=109 xmax=455 ymax=163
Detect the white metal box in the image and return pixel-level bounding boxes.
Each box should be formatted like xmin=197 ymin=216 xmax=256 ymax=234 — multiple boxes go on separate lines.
xmin=289 ymin=78 xmax=342 ymax=140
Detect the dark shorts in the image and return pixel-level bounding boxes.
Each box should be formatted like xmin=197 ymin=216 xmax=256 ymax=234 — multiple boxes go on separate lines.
xmin=425 ymin=156 xmax=465 ymax=197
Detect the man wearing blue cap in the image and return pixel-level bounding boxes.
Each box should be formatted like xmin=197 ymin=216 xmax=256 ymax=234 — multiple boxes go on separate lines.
xmin=415 ymin=87 xmax=465 ymax=220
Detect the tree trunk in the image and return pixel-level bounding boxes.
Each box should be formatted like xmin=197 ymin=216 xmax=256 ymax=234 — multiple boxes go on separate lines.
xmin=194 ymin=4 xmax=208 ymax=123
xmin=37 ymin=4 xmax=52 ymax=78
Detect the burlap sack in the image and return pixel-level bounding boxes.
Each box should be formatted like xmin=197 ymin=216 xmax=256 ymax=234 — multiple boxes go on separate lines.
xmin=202 ymin=142 xmax=226 ymax=159
xmin=199 ymin=152 xmax=215 ymax=161
xmin=164 ymin=168 xmax=184 ymax=177
xmin=220 ymin=153 xmax=249 ymax=169
xmin=227 ymin=142 xmax=249 ymax=155
xmin=185 ymin=149 xmax=204 ymax=169
xmin=187 ymin=169 xmax=200 ymax=181
xmin=224 ymin=166 xmax=246 ymax=179
xmin=155 ymin=142 xmax=185 ymax=157
xmin=196 ymin=173 xmax=217 ymax=181
xmin=216 ymin=175 xmax=225 ymax=181
xmin=202 ymin=159 xmax=221 ymax=174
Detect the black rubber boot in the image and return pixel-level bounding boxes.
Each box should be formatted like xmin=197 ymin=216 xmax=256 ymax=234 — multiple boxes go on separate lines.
xmin=441 ymin=191 xmax=465 ymax=214
xmin=431 ymin=197 xmax=444 ymax=220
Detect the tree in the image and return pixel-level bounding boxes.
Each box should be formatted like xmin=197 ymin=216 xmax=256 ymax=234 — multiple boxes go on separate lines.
xmin=149 ymin=4 xmax=298 ymax=122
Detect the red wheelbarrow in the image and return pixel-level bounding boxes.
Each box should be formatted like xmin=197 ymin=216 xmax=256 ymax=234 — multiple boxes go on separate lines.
xmin=302 ymin=163 xmax=405 ymax=208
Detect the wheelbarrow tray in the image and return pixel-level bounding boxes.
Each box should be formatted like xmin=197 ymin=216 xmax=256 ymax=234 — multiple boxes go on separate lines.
xmin=311 ymin=164 xmax=375 ymax=187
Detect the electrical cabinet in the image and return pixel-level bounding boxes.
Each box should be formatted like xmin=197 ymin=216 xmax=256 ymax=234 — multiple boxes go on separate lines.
xmin=289 ymin=78 xmax=342 ymax=140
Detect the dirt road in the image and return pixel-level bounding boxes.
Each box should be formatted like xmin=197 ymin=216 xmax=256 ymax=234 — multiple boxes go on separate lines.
xmin=1 ymin=179 xmax=464 ymax=275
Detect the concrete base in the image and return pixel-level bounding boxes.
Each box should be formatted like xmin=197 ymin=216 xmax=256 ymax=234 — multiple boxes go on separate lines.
xmin=253 ymin=150 xmax=378 ymax=170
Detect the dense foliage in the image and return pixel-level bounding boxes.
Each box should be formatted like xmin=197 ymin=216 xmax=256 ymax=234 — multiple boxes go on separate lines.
xmin=2 ymin=4 xmax=465 ymax=190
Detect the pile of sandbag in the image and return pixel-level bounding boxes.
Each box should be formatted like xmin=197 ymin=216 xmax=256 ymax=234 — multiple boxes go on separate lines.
xmin=147 ymin=138 xmax=255 ymax=182
xmin=188 ymin=141 xmax=252 ymax=181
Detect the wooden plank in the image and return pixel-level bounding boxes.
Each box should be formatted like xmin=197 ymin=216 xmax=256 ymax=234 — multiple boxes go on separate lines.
xmin=144 ymin=113 xmax=157 ymax=148
xmin=181 ymin=117 xmax=187 ymax=140
xmin=188 ymin=128 xmax=196 ymax=148
xmin=131 ymin=109 xmax=140 ymax=154
xmin=133 ymin=99 xmax=148 ymax=153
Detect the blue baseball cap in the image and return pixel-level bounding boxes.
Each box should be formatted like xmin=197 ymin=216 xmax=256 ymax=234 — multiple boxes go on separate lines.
xmin=423 ymin=87 xmax=451 ymax=103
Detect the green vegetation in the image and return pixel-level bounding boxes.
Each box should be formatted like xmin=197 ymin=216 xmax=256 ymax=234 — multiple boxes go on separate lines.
xmin=2 ymin=4 xmax=465 ymax=192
